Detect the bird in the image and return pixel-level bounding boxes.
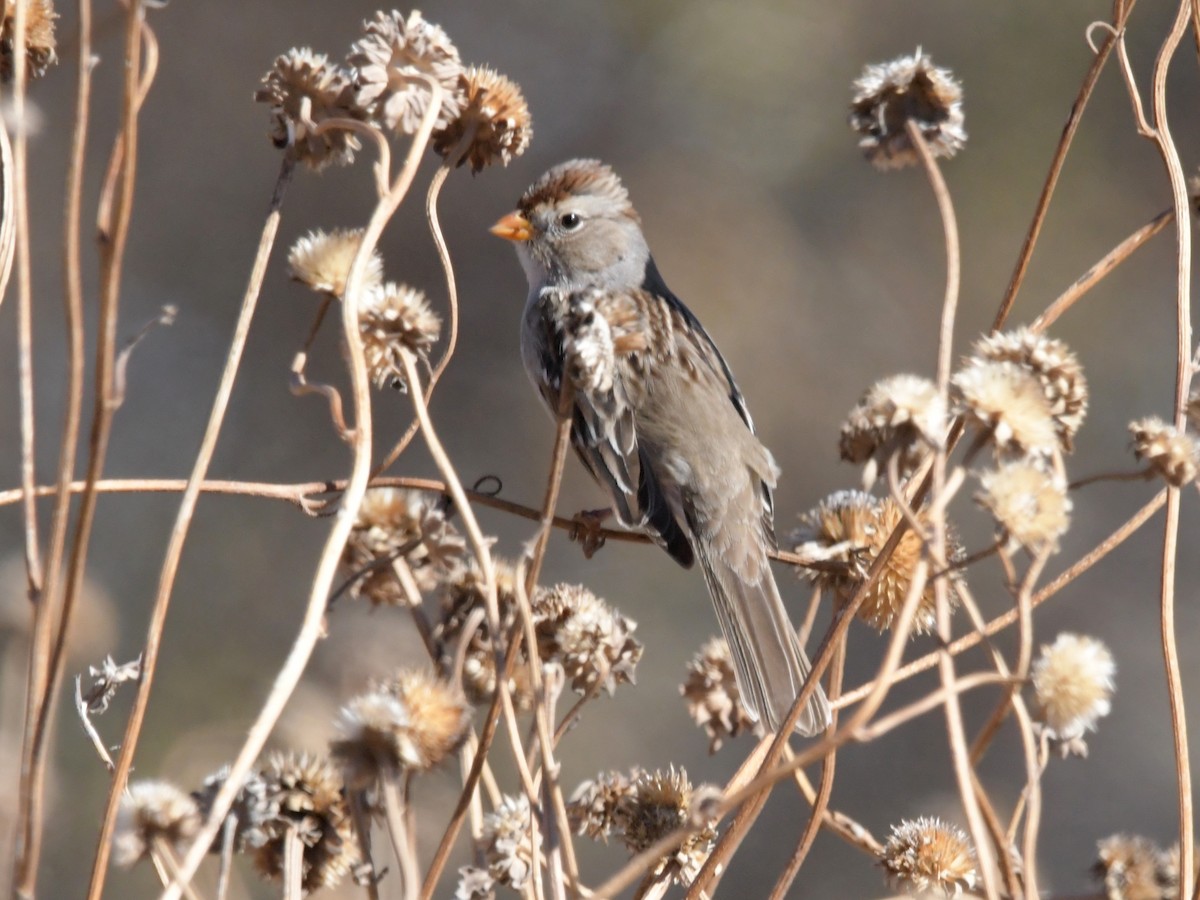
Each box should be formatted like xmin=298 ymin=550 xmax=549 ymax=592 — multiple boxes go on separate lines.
xmin=490 ymin=159 xmax=831 ymax=735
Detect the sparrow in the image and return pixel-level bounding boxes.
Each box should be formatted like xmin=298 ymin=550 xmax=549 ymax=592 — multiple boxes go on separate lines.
xmin=491 ymin=159 xmax=831 ymax=735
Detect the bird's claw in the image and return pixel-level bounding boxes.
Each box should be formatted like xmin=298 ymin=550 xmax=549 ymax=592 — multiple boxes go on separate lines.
xmin=569 ymin=508 xmax=612 ymax=559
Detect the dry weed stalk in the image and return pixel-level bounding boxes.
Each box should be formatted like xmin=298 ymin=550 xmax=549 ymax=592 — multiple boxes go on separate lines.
xmin=4 ymin=2 xmax=1200 ymax=899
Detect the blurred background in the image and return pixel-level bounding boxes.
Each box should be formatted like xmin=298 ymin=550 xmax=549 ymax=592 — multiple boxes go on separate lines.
xmin=1 ymin=0 xmax=1198 ymax=896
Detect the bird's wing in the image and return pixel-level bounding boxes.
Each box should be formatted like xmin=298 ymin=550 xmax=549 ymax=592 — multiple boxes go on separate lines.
xmin=527 ymin=286 xmax=695 ymax=567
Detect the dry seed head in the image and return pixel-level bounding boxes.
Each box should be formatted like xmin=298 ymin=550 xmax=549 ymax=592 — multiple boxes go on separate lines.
xmin=793 ymin=490 xmax=958 ymax=634
xmin=255 ymin=48 xmax=361 ymax=171
xmin=359 ymin=282 xmax=442 ymax=390
xmin=879 ymin=816 xmax=978 ymax=896
xmin=1130 ymin=417 xmax=1199 ymax=487
xmin=477 ymin=793 xmax=536 ymax=890
xmin=349 ymin=9 xmax=464 ymax=134
xmin=287 ymin=228 xmax=383 ymax=298
xmin=973 ymin=328 xmax=1088 ymax=451
xmin=192 ymin=767 xmax=274 ymax=855
xmin=976 ymin=460 xmax=1071 ymax=554
xmin=113 ymin=780 xmax=201 ymax=867
xmin=455 ymin=866 xmax=496 ymax=899
xmin=850 ymin=48 xmax=965 ymax=170
xmin=384 ymin=669 xmax=470 ymax=769
xmin=681 ymin=636 xmax=758 ymax=753
xmin=343 ymin=487 xmax=464 ymax=605
xmin=568 ymin=770 xmax=635 ymax=842
xmin=434 ymin=66 xmax=532 ymax=172
xmin=618 ymin=766 xmax=718 ymax=886
xmin=1094 ymin=834 xmax=1173 ymax=900
xmin=436 ymin=559 xmax=536 ymax=710
xmin=254 ymin=752 xmax=359 ymax=893
xmin=1031 ymin=632 xmax=1115 ymax=743
xmin=839 ymin=374 xmax=945 ymax=485
xmin=1 ymin=0 xmax=57 ymax=81
xmin=532 ymin=583 xmax=643 ymax=695
xmin=953 ymin=359 xmax=1059 ymax=457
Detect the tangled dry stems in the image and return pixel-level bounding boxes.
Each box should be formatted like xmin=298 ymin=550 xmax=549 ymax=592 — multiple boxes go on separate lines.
xmin=4 ymin=3 xmax=1199 ymax=900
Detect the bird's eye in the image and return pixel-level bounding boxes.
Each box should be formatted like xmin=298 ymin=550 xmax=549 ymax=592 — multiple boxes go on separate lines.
xmin=559 ymin=212 xmax=582 ymax=230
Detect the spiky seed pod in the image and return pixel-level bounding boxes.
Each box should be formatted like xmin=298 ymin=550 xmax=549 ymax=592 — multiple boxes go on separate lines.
xmin=433 ymin=66 xmax=532 ymax=172
xmin=793 ymin=490 xmax=961 ymax=634
xmin=253 ymin=752 xmax=359 ymax=893
xmin=953 ymin=359 xmax=1059 ymax=457
xmin=618 ymin=767 xmax=718 ymax=887
xmin=879 ymin=816 xmax=978 ymax=896
xmin=287 ymin=228 xmax=384 ymax=298
xmin=972 ymin=328 xmax=1088 ymax=452
xmin=476 ymin=794 xmax=536 ymax=890
xmin=435 ymin=559 xmax=537 ymax=710
xmin=342 ymin=487 xmax=464 ymax=606
xmin=358 ymin=282 xmax=442 ymax=390
xmin=681 ymin=637 xmax=758 ymax=753
xmin=1 ymin=0 xmax=57 ymax=81
xmin=348 ymin=9 xmax=464 ymax=134
xmin=254 ymin=49 xmax=361 ymax=171
xmin=1031 ymin=633 xmax=1115 ymax=745
xmin=1130 ymin=417 xmax=1200 ymax=487
xmin=531 ymin=583 xmax=643 ymax=695
xmin=568 ymin=770 xmax=636 ymax=842
xmin=191 ymin=767 xmax=274 ymax=854
xmin=850 ymin=48 xmax=965 ymax=170
xmin=839 ymin=375 xmax=945 ymax=485
xmin=976 ymin=460 xmax=1072 ymax=554
xmin=113 ymin=780 xmax=201 ymax=867
xmin=1094 ymin=834 xmax=1173 ymax=900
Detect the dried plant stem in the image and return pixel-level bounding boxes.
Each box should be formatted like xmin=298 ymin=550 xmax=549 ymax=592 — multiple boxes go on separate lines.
xmin=282 ymin=826 xmax=303 ymax=900
xmin=382 ymin=776 xmax=420 ymax=900
xmin=1144 ymin=1 xmax=1195 ymax=889
xmin=1031 ymin=206 xmax=1173 ymax=333
xmin=17 ymin=6 xmax=146 ymax=897
xmin=162 ymin=79 xmax=446 ymax=900
xmin=766 ymin=632 xmax=846 ymax=900
xmin=787 ymin=761 xmax=882 ymax=856
xmin=836 ymin=488 xmax=1167 ymax=709
xmin=991 ymin=0 xmax=1131 ymax=329
xmin=526 ymin=378 xmax=576 ymax=596
xmin=84 ymin=156 xmax=295 ymax=900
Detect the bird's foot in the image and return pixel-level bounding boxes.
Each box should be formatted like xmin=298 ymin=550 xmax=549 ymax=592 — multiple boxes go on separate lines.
xmin=569 ymin=508 xmax=612 ymax=559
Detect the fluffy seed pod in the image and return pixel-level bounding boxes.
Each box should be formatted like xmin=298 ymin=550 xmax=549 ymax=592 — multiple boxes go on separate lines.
xmin=839 ymin=374 xmax=945 ymax=486
xmin=1130 ymin=417 xmax=1199 ymax=487
xmin=617 ymin=767 xmax=718 ymax=887
xmin=681 ymin=637 xmax=758 ymax=752
xmin=358 ymin=282 xmax=442 ymax=390
xmin=532 ymin=583 xmax=642 ymax=695
xmin=1031 ymin=633 xmax=1115 ymax=747
xmin=879 ymin=816 xmax=978 ymax=896
xmin=255 ymin=49 xmax=361 ymax=171
xmin=433 ymin=66 xmax=532 ymax=172
xmin=953 ymin=359 xmax=1058 ymax=457
xmin=287 ymin=228 xmax=383 ymax=298
xmin=976 ymin=460 xmax=1071 ymax=554
xmin=113 ymin=780 xmax=201 ymax=867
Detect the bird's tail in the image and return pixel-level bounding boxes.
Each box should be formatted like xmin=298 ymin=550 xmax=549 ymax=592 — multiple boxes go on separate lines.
xmin=697 ymin=550 xmax=831 ymax=736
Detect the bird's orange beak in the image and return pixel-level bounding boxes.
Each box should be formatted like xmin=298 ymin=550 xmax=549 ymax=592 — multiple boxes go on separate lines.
xmin=489 ymin=211 xmax=533 ymax=242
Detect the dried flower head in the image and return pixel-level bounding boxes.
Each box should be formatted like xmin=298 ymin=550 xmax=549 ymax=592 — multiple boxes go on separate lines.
xmin=1031 ymin=633 xmax=1115 ymax=745
xmin=681 ymin=637 xmax=758 ymax=753
xmin=331 ymin=670 xmax=469 ymax=788
xmin=839 ymin=374 xmax=945 ymax=486
xmin=359 ymin=281 xmax=442 ymax=390
xmin=477 ymin=793 xmax=536 ymax=890
xmin=255 ymin=48 xmax=361 ymax=171
xmin=879 ymin=816 xmax=978 ymax=896
xmin=343 ymin=487 xmax=464 ymax=606
xmin=568 ymin=770 xmax=635 ymax=843
xmin=1094 ymin=834 xmax=1174 ymax=900
xmin=953 ymin=359 xmax=1059 ymax=457
xmin=433 ymin=66 xmax=532 ymax=172
xmin=349 ymin=9 xmax=464 ymax=134
xmin=793 ymin=490 xmax=959 ymax=634
xmin=1130 ymin=417 xmax=1199 ymax=487
xmin=972 ymin=328 xmax=1088 ymax=452
xmin=287 ymin=228 xmax=383 ymax=298
xmin=254 ymin=752 xmax=359 ymax=893
xmin=618 ymin=767 xmax=718 ymax=886
xmin=532 ymin=583 xmax=643 ymax=695
xmin=435 ymin=559 xmax=536 ymax=710
xmin=455 ymin=866 xmax=496 ymax=899
xmin=191 ymin=767 xmax=274 ymax=855
xmin=850 ymin=48 xmax=965 ymax=170
xmin=976 ymin=461 xmax=1072 ymax=554
xmin=1 ymin=0 xmax=57 ymax=81
xmin=114 ymin=780 xmax=201 ymax=867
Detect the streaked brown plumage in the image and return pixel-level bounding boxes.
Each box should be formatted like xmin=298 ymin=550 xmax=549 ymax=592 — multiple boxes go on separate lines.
xmin=492 ymin=159 xmax=830 ymax=735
